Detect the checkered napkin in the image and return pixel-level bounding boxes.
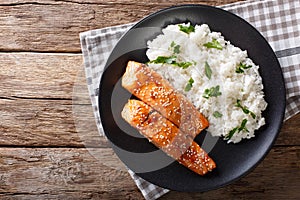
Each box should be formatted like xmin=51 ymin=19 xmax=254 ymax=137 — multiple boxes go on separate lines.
xmin=80 ymin=0 xmax=300 ymax=199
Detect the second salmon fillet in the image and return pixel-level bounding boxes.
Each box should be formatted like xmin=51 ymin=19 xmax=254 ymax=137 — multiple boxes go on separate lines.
xmin=122 ymin=61 xmax=209 ymax=139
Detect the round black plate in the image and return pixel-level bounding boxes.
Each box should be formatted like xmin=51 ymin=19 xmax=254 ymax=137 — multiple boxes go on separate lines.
xmin=99 ymin=5 xmax=285 ymax=192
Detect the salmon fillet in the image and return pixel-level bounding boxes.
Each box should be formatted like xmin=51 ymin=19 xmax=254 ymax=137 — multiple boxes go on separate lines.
xmin=122 ymin=61 xmax=209 ymax=139
xmin=121 ymin=99 xmax=216 ymax=175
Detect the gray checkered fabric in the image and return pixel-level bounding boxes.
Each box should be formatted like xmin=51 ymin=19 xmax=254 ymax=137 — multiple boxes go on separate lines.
xmin=80 ymin=0 xmax=300 ymax=199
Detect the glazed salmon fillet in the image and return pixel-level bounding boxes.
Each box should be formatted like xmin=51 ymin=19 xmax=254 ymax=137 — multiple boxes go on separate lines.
xmin=122 ymin=61 xmax=209 ymax=139
xmin=121 ymin=99 xmax=216 ymax=175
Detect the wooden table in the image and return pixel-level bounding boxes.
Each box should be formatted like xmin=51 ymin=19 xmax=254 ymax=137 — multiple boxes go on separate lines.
xmin=0 ymin=0 xmax=299 ymax=199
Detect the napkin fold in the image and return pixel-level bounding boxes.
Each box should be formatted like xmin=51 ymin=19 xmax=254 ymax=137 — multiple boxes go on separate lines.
xmin=80 ymin=0 xmax=300 ymax=199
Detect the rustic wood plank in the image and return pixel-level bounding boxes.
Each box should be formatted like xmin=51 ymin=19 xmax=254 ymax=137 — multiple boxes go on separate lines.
xmin=276 ymin=113 xmax=300 ymax=146
xmin=0 ymin=98 xmax=109 ymax=147
xmin=0 ymin=53 xmax=83 ymax=99
xmin=0 ymin=147 xmax=138 ymax=199
xmin=1 ymin=0 xmax=242 ymax=5
xmin=0 ymin=146 xmax=298 ymax=199
xmin=0 ymin=52 xmax=101 ymax=147
xmin=0 ymin=0 xmax=244 ymax=52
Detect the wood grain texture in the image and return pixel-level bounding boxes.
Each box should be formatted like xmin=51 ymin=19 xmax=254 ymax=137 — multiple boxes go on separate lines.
xmin=0 ymin=0 xmax=243 ymax=52
xmin=0 ymin=148 xmax=135 ymax=199
xmin=1 ymin=0 xmax=299 ymax=199
xmin=0 ymin=98 xmax=107 ymax=147
xmin=0 ymin=53 xmax=82 ymax=99
xmin=0 ymin=146 xmax=298 ymax=199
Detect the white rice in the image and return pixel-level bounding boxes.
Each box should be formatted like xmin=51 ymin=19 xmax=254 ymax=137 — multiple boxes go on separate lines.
xmin=146 ymin=23 xmax=267 ymax=143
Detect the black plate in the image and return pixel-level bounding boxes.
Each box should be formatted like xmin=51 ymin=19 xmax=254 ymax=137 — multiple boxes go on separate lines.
xmin=99 ymin=5 xmax=285 ymax=192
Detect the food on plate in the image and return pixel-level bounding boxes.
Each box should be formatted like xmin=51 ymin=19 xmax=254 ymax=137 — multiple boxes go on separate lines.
xmin=121 ymin=99 xmax=216 ymax=175
xmin=146 ymin=23 xmax=267 ymax=143
xmin=122 ymin=61 xmax=214 ymax=175
xmin=122 ymin=61 xmax=209 ymax=139
xmin=119 ymin=22 xmax=267 ymax=176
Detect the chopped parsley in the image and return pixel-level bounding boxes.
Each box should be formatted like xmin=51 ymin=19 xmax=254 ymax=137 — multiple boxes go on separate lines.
xmin=236 ymin=62 xmax=252 ymax=73
xmin=226 ymin=127 xmax=238 ymax=140
xmin=149 ymin=55 xmax=177 ymax=65
xmin=184 ymin=78 xmax=194 ymax=92
xmin=173 ymin=44 xmax=181 ymax=54
xmin=205 ymin=61 xmax=212 ymax=80
xmin=235 ymin=99 xmax=256 ymax=119
xmin=203 ymin=38 xmax=223 ymax=50
xmin=178 ymin=24 xmax=195 ymax=34
xmin=225 ymin=119 xmax=249 ymax=140
xmin=213 ymin=111 xmax=223 ymax=118
xmin=169 ymin=41 xmax=181 ymax=54
xmin=149 ymin=56 xmax=192 ymax=69
xmin=177 ymin=61 xmax=193 ymax=69
xmin=203 ymin=85 xmax=222 ymax=99
xmin=170 ymin=41 xmax=176 ymax=47
xmin=238 ymin=119 xmax=249 ymax=133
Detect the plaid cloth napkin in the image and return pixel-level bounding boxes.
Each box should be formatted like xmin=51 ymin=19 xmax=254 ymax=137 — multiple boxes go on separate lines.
xmin=80 ymin=0 xmax=300 ymax=199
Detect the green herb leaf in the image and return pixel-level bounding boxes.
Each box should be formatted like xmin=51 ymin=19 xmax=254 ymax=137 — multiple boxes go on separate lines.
xmin=184 ymin=78 xmax=194 ymax=92
xmin=203 ymin=85 xmax=222 ymax=99
xmin=225 ymin=119 xmax=249 ymax=140
xmin=173 ymin=44 xmax=181 ymax=54
xmin=205 ymin=61 xmax=212 ymax=80
xmin=238 ymin=119 xmax=249 ymax=133
xmin=176 ymin=61 xmax=192 ymax=69
xmin=149 ymin=56 xmax=193 ymax=69
xmin=210 ymin=85 xmax=222 ymax=97
xmin=236 ymin=100 xmax=243 ymax=108
xmin=149 ymin=55 xmax=177 ymax=65
xmin=170 ymin=41 xmax=176 ymax=47
xmin=226 ymin=127 xmax=238 ymax=140
xmin=178 ymin=24 xmax=195 ymax=34
xmin=203 ymin=38 xmax=223 ymax=50
xmin=203 ymin=89 xmax=210 ymax=99
xmin=235 ymin=66 xmax=244 ymax=73
xmin=235 ymin=99 xmax=256 ymax=119
xmin=236 ymin=62 xmax=252 ymax=73
xmin=250 ymin=112 xmax=256 ymax=119
xmin=213 ymin=111 xmax=223 ymax=118
xmin=169 ymin=41 xmax=180 ymax=54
